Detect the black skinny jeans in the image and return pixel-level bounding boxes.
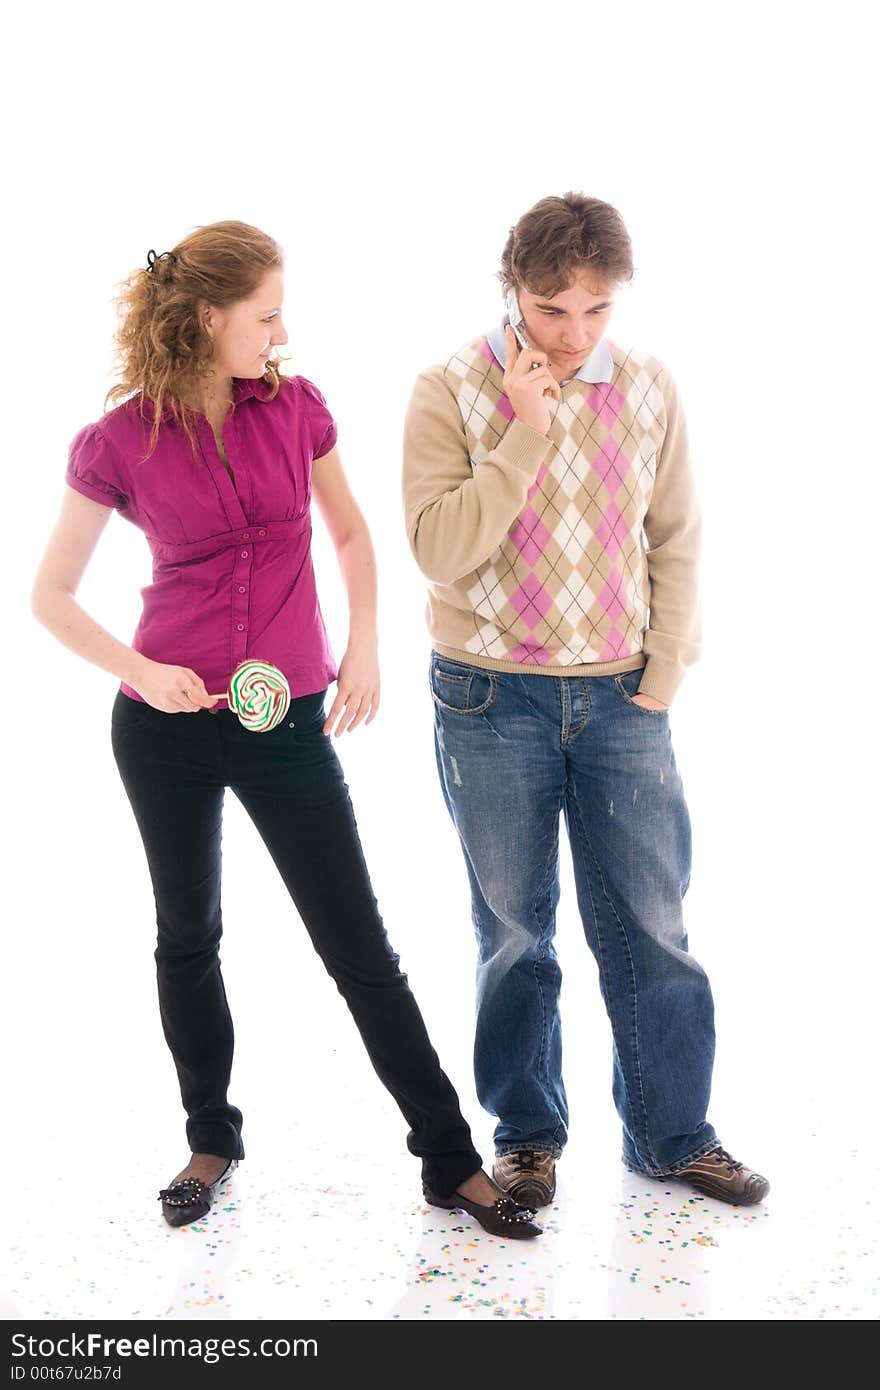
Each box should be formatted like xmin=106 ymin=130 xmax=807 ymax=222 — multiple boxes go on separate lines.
xmin=110 ymin=686 xmax=481 ymax=1198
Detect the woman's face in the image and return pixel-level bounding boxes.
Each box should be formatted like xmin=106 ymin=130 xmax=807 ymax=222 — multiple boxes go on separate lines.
xmin=203 ymin=266 xmax=289 ymax=379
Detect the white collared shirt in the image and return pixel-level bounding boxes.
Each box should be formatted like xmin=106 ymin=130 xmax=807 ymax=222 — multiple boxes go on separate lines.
xmin=485 ymin=321 xmax=614 ymax=385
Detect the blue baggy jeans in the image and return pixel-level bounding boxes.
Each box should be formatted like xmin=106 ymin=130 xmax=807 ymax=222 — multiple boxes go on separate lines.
xmin=430 ymin=652 xmax=719 ymax=1177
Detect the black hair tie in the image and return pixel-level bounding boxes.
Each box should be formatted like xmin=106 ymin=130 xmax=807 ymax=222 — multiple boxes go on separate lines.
xmin=146 ymin=248 xmax=177 ymax=272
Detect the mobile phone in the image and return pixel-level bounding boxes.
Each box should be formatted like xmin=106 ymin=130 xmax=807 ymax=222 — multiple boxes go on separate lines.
xmin=505 ymin=288 xmax=530 ymax=350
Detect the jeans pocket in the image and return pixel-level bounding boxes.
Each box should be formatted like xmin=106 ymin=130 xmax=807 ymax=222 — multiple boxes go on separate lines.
xmin=430 ymin=656 xmax=497 ymax=716
xmin=276 ymin=688 xmax=327 ymax=736
xmin=111 ymin=690 xmax=159 ymax=734
xmin=613 ymin=666 xmax=668 ymax=715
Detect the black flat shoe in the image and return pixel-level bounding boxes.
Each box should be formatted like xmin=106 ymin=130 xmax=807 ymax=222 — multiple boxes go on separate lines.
xmin=423 ymin=1182 xmax=542 ymax=1240
xmin=158 ymin=1158 xmax=238 ymax=1228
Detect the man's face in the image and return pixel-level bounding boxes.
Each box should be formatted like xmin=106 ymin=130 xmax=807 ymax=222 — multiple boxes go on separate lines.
xmin=516 ymin=270 xmax=615 ymax=379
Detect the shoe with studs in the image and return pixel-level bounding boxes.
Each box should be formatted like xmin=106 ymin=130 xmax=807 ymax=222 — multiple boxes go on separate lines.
xmin=158 ymin=1158 xmax=238 ymax=1228
xmin=423 ymin=1178 xmax=542 ymax=1239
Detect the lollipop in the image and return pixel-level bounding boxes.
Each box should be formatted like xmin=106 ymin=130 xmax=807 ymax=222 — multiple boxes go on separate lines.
xmin=223 ymin=659 xmax=291 ymax=732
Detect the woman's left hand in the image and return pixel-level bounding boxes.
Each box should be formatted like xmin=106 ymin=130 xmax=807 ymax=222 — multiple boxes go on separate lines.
xmin=631 ymin=692 xmax=669 ymax=711
xmin=323 ymin=639 xmax=381 ymax=736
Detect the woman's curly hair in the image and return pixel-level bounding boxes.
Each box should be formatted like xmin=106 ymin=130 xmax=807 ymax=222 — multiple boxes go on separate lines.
xmin=106 ymin=220 xmax=286 ymax=456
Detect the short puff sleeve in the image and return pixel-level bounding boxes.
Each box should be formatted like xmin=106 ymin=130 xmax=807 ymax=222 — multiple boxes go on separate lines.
xmin=66 ymin=423 xmax=129 ymax=510
xmin=297 ymin=376 xmax=338 ymax=460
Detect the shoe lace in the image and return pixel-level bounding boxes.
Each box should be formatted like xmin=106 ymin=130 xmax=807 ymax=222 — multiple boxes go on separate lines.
xmin=509 ymin=1150 xmax=547 ymax=1174
xmin=711 ymin=1146 xmax=743 ymax=1172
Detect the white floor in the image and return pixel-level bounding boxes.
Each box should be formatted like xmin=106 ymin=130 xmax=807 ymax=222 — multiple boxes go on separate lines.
xmin=5 ymin=1080 xmax=878 ymax=1321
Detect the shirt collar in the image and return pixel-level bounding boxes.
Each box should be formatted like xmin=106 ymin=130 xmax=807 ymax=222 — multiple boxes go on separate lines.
xmin=232 ymin=375 xmax=275 ymax=404
xmin=136 ymin=375 xmax=274 ymax=423
xmin=485 ymin=322 xmax=614 ymax=385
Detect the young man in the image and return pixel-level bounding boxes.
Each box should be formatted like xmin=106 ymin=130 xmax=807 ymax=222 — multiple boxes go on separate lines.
xmin=402 ymin=192 xmax=768 ymax=1209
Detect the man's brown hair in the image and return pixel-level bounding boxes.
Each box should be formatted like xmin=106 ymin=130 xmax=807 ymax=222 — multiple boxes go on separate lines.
xmin=499 ymin=192 xmax=634 ymax=297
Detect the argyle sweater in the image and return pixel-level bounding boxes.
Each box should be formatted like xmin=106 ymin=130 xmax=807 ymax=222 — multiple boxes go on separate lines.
xmin=402 ymin=336 xmax=701 ymax=706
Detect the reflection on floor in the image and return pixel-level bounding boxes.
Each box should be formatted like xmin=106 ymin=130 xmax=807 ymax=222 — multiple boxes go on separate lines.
xmin=4 ymin=1131 xmax=876 ymax=1320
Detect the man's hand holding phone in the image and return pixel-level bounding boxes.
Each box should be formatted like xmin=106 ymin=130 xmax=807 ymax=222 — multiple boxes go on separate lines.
xmin=503 ymin=322 xmax=561 ymax=435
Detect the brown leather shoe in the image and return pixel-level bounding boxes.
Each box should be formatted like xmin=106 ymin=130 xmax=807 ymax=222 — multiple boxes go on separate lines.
xmin=669 ymin=1146 xmax=769 ymax=1205
xmin=492 ymin=1150 xmax=557 ymax=1208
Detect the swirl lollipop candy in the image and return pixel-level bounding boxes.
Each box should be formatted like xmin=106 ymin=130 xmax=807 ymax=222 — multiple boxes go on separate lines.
xmin=224 ymin=659 xmax=291 ymax=732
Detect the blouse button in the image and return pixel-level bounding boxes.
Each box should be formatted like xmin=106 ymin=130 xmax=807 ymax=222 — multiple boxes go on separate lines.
xmin=240 ymin=549 xmax=249 ymax=558
xmin=236 ymin=623 xmax=245 ymax=632
xmin=242 ymin=532 xmax=250 ymax=541
xmin=258 ymin=528 xmax=266 ymax=537
xmin=238 ymin=585 xmax=246 ymax=594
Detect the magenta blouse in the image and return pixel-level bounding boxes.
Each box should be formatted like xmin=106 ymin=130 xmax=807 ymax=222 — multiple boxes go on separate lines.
xmin=65 ymin=375 xmax=339 ymax=704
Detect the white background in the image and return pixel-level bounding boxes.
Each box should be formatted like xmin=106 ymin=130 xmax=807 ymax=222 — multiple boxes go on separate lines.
xmin=4 ymin=0 xmax=879 ymax=1320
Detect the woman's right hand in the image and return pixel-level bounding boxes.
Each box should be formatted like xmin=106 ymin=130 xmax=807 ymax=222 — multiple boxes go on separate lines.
xmin=129 ymin=659 xmax=219 ymax=713
xmin=502 ymin=323 xmax=561 ymax=435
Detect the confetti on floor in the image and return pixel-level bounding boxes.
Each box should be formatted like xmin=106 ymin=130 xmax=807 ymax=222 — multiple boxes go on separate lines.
xmin=4 ymin=1124 xmax=878 ymax=1321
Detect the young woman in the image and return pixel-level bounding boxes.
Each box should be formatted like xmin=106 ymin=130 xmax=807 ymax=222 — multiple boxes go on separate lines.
xmin=31 ymin=220 xmax=540 ymax=1238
